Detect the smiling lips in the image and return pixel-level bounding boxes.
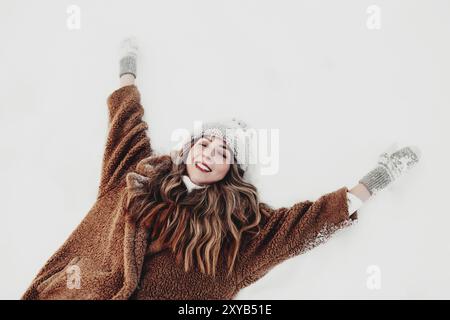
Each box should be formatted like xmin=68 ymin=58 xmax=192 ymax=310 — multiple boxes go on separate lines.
xmin=195 ymin=162 xmax=211 ymax=173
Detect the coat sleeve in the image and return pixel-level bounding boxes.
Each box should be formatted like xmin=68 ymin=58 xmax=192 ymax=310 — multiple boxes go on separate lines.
xmin=235 ymin=186 xmax=358 ymax=291
xmin=97 ymin=84 xmax=153 ymax=199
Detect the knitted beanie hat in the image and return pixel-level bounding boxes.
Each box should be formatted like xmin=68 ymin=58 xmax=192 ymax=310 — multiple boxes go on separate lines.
xmin=173 ymin=117 xmax=254 ymax=173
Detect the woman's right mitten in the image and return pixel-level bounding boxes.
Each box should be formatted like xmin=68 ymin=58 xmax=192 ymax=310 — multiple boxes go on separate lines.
xmin=358 ymin=145 xmax=421 ymax=196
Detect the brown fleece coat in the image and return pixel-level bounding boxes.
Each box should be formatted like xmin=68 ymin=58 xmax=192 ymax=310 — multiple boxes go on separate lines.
xmin=21 ymin=85 xmax=358 ymax=300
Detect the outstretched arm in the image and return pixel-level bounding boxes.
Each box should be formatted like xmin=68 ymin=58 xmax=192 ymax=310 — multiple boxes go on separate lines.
xmin=97 ymin=83 xmax=152 ymax=198
xmin=97 ymin=38 xmax=152 ymax=198
xmin=234 ymin=186 xmax=358 ymax=291
xmin=234 ymin=145 xmax=421 ymax=291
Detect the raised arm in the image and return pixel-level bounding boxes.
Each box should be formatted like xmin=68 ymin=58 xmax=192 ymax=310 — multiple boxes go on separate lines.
xmin=235 ymin=186 xmax=358 ymax=291
xmin=97 ymin=37 xmax=153 ymax=198
xmin=97 ymin=84 xmax=152 ymax=199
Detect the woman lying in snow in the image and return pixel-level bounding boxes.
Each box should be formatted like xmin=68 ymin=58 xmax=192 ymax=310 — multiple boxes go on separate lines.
xmin=21 ymin=37 xmax=421 ymax=300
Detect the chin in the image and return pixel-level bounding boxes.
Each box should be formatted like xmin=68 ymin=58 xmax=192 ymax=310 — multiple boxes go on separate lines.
xmin=193 ymin=176 xmax=211 ymax=185
xmin=193 ymin=173 xmax=222 ymax=185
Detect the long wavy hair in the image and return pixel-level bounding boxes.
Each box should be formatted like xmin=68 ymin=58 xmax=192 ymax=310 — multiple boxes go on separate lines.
xmin=118 ymin=139 xmax=273 ymax=278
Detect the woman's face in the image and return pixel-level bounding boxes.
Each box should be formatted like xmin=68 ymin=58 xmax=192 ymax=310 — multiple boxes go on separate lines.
xmin=186 ymin=135 xmax=232 ymax=186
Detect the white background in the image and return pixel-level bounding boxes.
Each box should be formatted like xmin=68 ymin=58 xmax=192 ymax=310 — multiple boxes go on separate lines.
xmin=1 ymin=0 xmax=449 ymax=299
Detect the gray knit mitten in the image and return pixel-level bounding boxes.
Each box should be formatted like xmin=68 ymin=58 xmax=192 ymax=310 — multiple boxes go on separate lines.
xmin=119 ymin=37 xmax=138 ymax=78
xmin=358 ymin=144 xmax=421 ymax=196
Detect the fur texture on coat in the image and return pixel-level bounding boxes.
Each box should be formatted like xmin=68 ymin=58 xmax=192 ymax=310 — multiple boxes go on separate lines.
xmin=21 ymin=85 xmax=358 ymax=300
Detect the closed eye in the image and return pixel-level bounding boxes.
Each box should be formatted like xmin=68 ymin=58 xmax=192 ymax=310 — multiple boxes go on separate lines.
xmin=200 ymin=142 xmax=227 ymax=159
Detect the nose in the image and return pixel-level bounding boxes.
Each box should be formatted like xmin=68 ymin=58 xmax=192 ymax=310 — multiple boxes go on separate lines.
xmin=202 ymin=145 xmax=214 ymax=161
xmin=202 ymin=150 xmax=213 ymax=160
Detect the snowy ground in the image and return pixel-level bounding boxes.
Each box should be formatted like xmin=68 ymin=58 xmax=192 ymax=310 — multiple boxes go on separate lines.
xmin=1 ymin=0 xmax=449 ymax=299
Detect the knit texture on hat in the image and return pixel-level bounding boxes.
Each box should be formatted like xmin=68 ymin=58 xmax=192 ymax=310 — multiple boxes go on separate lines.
xmin=175 ymin=118 xmax=254 ymax=173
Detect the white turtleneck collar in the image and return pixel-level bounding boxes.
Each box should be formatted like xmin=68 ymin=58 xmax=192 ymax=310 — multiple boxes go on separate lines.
xmin=182 ymin=175 xmax=207 ymax=193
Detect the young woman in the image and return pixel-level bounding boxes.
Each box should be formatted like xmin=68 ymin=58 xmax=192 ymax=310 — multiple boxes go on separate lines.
xmin=21 ymin=38 xmax=421 ymax=300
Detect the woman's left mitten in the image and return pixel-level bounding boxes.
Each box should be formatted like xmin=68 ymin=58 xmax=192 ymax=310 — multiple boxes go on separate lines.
xmin=358 ymin=145 xmax=421 ymax=196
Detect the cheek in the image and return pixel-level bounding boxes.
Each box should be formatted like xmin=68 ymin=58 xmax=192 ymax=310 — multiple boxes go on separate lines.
xmin=214 ymin=164 xmax=230 ymax=178
xmin=187 ymin=148 xmax=197 ymax=164
xmin=186 ymin=163 xmax=193 ymax=175
xmin=192 ymin=147 xmax=204 ymax=161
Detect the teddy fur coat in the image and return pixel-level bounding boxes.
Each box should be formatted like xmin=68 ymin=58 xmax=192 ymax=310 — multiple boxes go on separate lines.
xmin=21 ymin=85 xmax=358 ymax=300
